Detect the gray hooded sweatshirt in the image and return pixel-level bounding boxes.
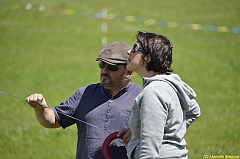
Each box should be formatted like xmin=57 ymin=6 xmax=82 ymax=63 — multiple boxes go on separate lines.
xmin=127 ymin=74 xmax=200 ymax=159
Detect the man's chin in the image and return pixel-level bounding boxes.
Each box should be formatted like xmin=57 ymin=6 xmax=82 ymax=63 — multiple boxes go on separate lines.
xmin=100 ymin=79 xmax=111 ymax=88
xmin=101 ymin=83 xmax=112 ymax=89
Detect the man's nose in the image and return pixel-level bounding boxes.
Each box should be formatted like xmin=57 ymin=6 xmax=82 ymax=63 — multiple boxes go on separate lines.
xmin=102 ymin=65 xmax=110 ymax=73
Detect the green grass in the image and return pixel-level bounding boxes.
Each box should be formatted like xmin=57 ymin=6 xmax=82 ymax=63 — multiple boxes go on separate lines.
xmin=0 ymin=0 xmax=239 ymax=158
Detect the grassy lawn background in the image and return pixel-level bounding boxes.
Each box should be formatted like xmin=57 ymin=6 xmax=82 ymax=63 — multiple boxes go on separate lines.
xmin=0 ymin=0 xmax=239 ymax=158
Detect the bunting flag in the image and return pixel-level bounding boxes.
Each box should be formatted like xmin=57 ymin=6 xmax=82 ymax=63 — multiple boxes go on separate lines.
xmin=10 ymin=3 xmax=240 ymax=34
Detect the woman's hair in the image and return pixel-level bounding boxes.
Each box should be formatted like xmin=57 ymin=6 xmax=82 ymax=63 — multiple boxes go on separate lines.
xmin=134 ymin=31 xmax=173 ymax=74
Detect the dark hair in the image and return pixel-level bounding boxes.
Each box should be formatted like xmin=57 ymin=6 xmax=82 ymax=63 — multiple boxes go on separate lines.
xmin=134 ymin=31 xmax=173 ymax=74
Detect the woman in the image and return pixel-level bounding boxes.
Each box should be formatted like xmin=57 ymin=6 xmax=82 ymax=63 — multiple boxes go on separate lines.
xmin=126 ymin=31 xmax=200 ymax=159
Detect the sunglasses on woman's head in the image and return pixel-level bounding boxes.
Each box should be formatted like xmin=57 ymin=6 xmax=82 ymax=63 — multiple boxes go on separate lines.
xmin=98 ymin=61 xmax=124 ymax=71
xmin=131 ymin=44 xmax=146 ymax=54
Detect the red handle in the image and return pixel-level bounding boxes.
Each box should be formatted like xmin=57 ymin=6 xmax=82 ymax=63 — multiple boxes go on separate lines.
xmin=102 ymin=132 xmax=123 ymax=159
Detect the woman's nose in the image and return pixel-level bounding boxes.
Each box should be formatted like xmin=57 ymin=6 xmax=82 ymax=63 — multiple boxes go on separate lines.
xmin=127 ymin=49 xmax=131 ymax=55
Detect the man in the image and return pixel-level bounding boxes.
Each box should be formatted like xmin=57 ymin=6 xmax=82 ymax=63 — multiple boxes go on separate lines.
xmin=26 ymin=41 xmax=142 ymax=159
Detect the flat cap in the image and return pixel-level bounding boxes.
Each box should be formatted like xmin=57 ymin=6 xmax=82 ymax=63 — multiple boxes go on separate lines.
xmin=96 ymin=41 xmax=131 ymax=65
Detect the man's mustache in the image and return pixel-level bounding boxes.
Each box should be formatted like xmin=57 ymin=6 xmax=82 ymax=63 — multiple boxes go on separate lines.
xmin=101 ymin=74 xmax=111 ymax=78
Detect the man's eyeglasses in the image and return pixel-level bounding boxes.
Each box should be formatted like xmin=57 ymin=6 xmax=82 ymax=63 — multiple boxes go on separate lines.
xmin=131 ymin=43 xmax=146 ymax=54
xmin=98 ymin=61 xmax=125 ymax=71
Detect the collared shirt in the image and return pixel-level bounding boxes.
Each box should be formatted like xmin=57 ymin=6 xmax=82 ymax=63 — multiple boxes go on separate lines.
xmin=52 ymin=82 xmax=142 ymax=159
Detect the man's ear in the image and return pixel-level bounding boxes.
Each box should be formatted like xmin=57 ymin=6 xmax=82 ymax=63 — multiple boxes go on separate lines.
xmin=126 ymin=70 xmax=133 ymax=79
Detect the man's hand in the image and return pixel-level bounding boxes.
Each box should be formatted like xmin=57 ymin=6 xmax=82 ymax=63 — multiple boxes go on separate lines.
xmin=117 ymin=128 xmax=132 ymax=144
xmin=26 ymin=93 xmax=48 ymax=110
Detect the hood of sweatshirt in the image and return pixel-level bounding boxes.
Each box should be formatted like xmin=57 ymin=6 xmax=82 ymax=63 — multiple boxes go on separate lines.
xmin=142 ymin=74 xmax=197 ymax=111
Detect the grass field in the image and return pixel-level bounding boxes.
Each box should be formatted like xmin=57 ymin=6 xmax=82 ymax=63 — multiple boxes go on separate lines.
xmin=0 ymin=0 xmax=239 ymax=158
